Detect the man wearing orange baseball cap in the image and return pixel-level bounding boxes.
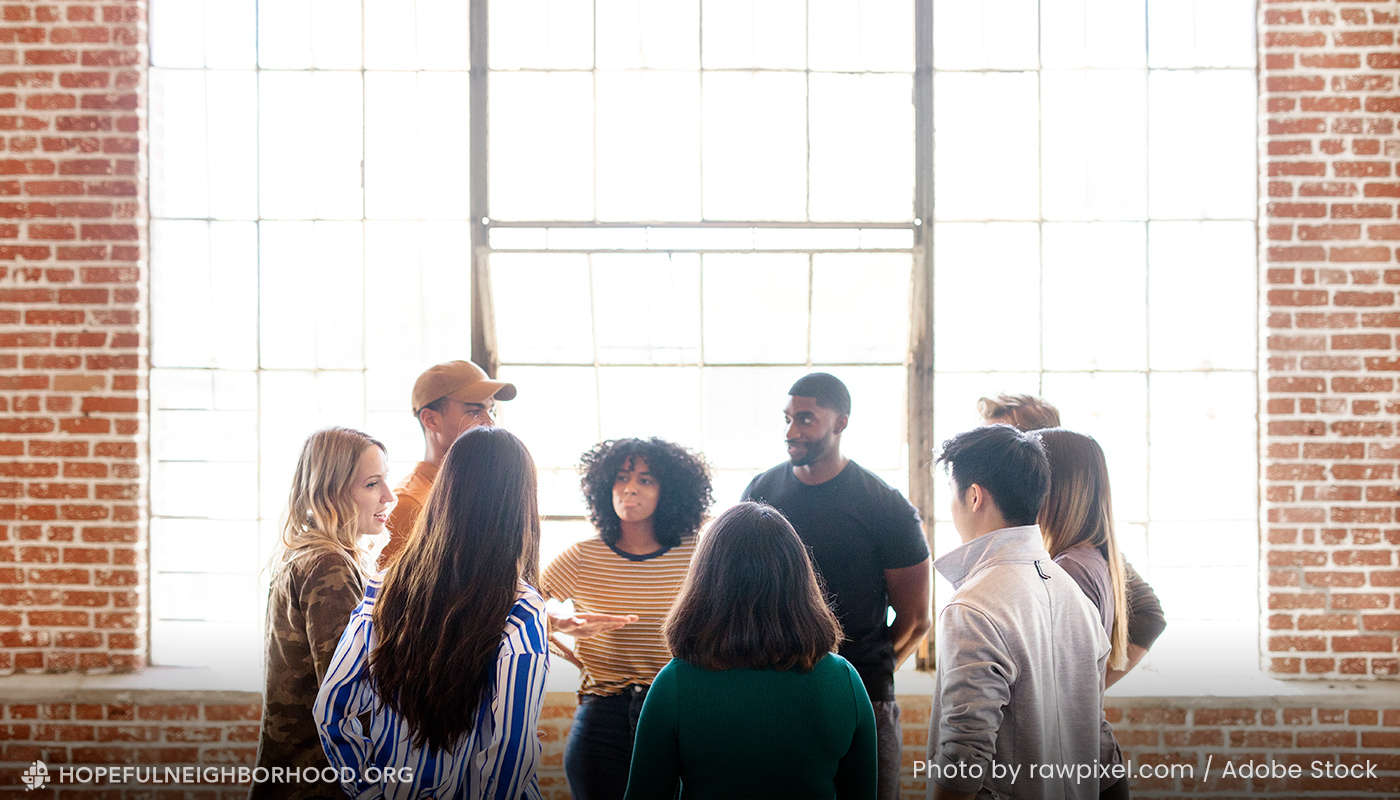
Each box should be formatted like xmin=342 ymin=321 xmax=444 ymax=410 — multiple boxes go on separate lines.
xmin=380 ymin=359 xmax=518 ymax=564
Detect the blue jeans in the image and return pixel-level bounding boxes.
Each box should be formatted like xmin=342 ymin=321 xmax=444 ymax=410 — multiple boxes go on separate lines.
xmin=565 ymin=685 xmax=649 ymax=800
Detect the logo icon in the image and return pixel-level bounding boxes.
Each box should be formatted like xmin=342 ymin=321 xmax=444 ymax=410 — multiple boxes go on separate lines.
xmin=22 ymin=760 xmax=48 ymax=791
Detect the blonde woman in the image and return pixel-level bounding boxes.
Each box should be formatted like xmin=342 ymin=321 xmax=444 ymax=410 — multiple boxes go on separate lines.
xmin=251 ymin=427 xmax=394 ymax=800
xmin=1037 ymin=428 xmax=1131 ymax=800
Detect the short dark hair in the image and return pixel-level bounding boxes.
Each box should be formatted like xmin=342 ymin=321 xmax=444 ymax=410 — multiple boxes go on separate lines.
xmin=935 ymin=424 xmax=1050 ymax=527
xmin=788 ymin=372 xmax=851 ymax=416
xmin=665 ymin=502 xmax=842 ymax=672
xmin=579 ymin=438 xmax=713 ymax=549
xmin=415 ymin=396 xmax=451 ymax=432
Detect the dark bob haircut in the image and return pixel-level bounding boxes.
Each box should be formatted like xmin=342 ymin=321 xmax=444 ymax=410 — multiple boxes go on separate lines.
xmin=665 ymin=502 xmax=842 ymax=672
xmin=935 ymin=424 xmax=1050 ymax=527
xmin=579 ymin=437 xmax=713 ymax=549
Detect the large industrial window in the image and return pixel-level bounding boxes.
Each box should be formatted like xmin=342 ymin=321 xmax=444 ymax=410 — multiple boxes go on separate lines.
xmin=148 ymin=0 xmax=1258 ymax=679
xmin=926 ymin=0 xmax=1260 ymax=677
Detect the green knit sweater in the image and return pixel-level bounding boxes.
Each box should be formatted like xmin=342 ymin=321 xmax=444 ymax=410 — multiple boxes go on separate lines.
xmin=623 ymin=654 xmax=877 ymax=800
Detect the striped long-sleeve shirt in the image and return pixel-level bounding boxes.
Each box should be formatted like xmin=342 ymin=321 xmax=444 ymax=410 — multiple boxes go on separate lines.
xmin=313 ymin=573 xmax=550 ymax=800
xmin=539 ymin=536 xmax=695 ymax=695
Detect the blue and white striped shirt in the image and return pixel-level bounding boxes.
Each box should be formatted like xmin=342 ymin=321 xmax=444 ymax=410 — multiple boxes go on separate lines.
xmin=313 ymin=573 xmax=550 ymax=800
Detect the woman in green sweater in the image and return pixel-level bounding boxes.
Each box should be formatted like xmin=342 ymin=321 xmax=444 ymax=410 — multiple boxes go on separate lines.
xmin=624 ymin=501 xmax=878 ymax=800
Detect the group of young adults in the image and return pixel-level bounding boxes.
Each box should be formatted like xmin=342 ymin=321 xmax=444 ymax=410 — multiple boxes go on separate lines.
xmin=248 ymin=358 xmax=1165 ymax=800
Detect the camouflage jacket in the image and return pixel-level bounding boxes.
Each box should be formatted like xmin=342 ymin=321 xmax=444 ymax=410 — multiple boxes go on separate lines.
xmin=252 ymin=548 xmax=365 ymax=800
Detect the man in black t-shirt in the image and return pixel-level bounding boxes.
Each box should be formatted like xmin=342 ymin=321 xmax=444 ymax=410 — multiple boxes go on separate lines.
xmin=742 ymin=372 xmax=931 ymax=800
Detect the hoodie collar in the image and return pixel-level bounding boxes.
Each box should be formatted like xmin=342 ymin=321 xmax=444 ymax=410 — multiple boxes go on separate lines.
xmin=934 ymin=525 xmax=1050 ymax=589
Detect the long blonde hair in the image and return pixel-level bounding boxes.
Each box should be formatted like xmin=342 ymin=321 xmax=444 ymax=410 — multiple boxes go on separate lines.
xmin=1037 ymin=428 xmax=1129 ymax=671
xmin=274 ymin=426 xmax=386 ymax=576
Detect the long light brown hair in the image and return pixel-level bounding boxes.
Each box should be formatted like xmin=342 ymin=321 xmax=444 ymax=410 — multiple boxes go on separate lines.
xmin=371 ymin=426 xmax=541 ymax=753
xmin=274 ymin=426 xmax=386 ymax=577
xmin=665 ymin=502 xmax=841 ymax=672
xmin=1037 ymin=428 xmax=1129 ymax=670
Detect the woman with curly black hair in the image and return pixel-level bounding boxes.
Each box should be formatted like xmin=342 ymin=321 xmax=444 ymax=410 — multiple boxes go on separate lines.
xmin=540 ymin=437 xmax=713 ymax=800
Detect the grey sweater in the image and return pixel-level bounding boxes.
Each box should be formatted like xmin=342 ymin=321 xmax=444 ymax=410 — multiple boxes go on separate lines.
xmin=927 ymin=526 xmax=1109 ymax=800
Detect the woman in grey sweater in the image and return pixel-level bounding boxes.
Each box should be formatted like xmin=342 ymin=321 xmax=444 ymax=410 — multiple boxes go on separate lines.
xmin=1038 ymin=428 xmax=1132 ymax=800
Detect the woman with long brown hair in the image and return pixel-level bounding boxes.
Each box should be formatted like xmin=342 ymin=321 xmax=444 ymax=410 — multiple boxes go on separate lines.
xmin=315 ymin=425 xmax=548 ymax=800
xmin=252 ymin=427 xmax=394 ymax=800
xmin=624 ymin=501 xmax=876 ymax=799
xmin=1037 ymin=427 xmax=1131 ymax=800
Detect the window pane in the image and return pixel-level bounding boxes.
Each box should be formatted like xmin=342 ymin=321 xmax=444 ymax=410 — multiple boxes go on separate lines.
xmin=1148 ymin=371 xmax=1256 ymax=521
xmin=598 ymin=366 xmax=704 ymax=446
xmin=150 ymin=70 xmax=209 ymax=219
xmin=1040 ymin=371 xmax=1149 ymax=521
xmin=1148 ymin=0 xmax=1255 ymax=69
xmin=701 ymin=366 xmax=809 ymax=468
xmin=153 ymin=461 xmax=258 ymax=519
xmin=701 ymin=253 xmax=809 ymax=364
xmin=153 ymin=408 xmax=258 ymax=463
xmin=702 ymin=72 xmax=807 ymax=220
xmin=258 ymin=0 xmax=313 ymax=68
xmin=1147 ymin=69 xmax=1255 ymax=220
xmin=596 ymin=0 xmax=699 ymax=69
xmin=596 ymin=71 xmax=702 ymax=221
xmin=417 ymin=221 xmax=475 ymax=363
xmin=259 ymin=371 xmax=367 ymax=519
xmin=1041 ymin=70 xmax=1147 ymax=222
xmin=933 ymin=223 xmax=1040 ymax=371
xmin=495 ymin=366 xmax=600 ymax=470
xmin=489 ymin=0 xmax=594 ymax=69
xmin=701 ymin=0 xmax=805 ymax=69
xmin=151 ymin=220 xmax=258 ymax=369
xmin=259 ymin=222 xmax=317 ymax=369
xmin=1151 ymin=520 xmax=1256 ymax=569
xmin=835 ymin=366 xmax=907 ymax=473
xmin=934 ymin=72 xmax=1039 ymax=221
xmin=205 ymin=72 xmax=258 ymax=219
xmin=417 ymin=0 xmax=472 ymax=69
xmin=311 ymin=222 xmax=366 ymax=370
xmin=363 ymin=221 xmax=472 ymax=370
xmin=151 ymin=0 xmax=206 ymax=67
xmin=204 ymin=0 xmax=257 ymax=68
xmin=809 ymin=0 xmax=913 ymax=72
xmin=151 ymin=518 xmax=260 ymax=573
xmin=809 ymin=73 xmax=914 ymax=222
xmin=1041 ymin=222 xmax=1147 ymax=371
xmin=1149 ymin=221 xmax=1255 ymax=370
xmin=490 ymin=72 xmax=594 ymax=220
xmin=492 ymin=253 xmax=595 ymax=364
xmin=1041 ymin=0 xmax=1146 ymax=69
xmin=418 ymin=73 xmax=471 ymax=219
xmin=259 ymin=72 xmax=364 ymax=219
xmin=933 ymin=0 xmax=1038 ymax=70
xmin=810 ymin=253 xmax=910 ymax=363
xmin=364 ymin=0 xmax=415 ymax=68
xmin=313 ymin=0 xmax=362 ymax=68
xmin=592 ymin=253 xmax=702 ymax=364
xmin=366 ymin=72 xmax=422 ymax=219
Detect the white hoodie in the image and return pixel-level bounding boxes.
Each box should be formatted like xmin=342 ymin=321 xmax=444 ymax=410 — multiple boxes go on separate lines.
xmin=927 ymin=526 xmax=1110 ymax=800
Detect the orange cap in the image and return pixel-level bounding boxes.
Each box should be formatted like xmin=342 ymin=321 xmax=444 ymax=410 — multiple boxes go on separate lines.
xmin=411 ymin=360 xmax=517 ymax=414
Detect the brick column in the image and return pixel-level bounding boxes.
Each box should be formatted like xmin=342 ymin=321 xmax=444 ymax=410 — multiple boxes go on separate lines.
xmin=1263 ymin=0 xmax=1400 ymax=678
xmin=0 ymin=0 xmax=146 ymax=674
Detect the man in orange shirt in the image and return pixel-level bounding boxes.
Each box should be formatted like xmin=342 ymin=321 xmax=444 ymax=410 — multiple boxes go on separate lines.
xmin=381 ymin=359 xmax=517 ymax=564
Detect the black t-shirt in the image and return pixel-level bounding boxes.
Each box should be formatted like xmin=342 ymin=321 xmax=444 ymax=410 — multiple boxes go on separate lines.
xmin=742 ymin=460 xmax=928 ymax=701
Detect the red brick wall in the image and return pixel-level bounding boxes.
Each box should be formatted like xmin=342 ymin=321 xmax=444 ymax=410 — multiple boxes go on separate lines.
xmin=0 ymin=0 xmax=146 ymax=675
xmin=1263 ymin=0 xmax=1400 ymax=679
